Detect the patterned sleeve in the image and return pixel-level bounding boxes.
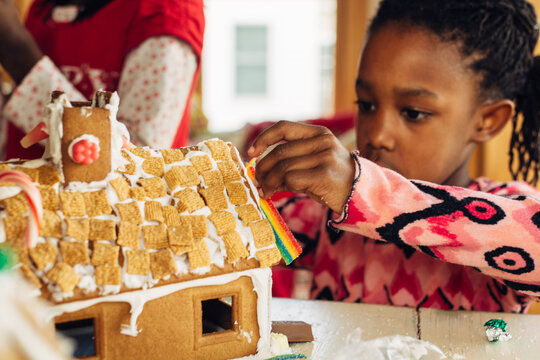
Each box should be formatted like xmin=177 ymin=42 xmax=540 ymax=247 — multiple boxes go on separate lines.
xmin=273 ymin=193 xmax=328 ymax=270
xmin=331 ymin=151 xmax=540 ymax=297
xmin=117 ymin=37 xmax=198 ymax=148
xmin=3 ymin=56 xmax=85 ymax=134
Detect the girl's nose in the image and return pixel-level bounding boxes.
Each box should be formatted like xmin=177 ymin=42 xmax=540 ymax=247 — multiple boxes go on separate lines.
xmin=367 ymin=111 xmax=395 ymax=151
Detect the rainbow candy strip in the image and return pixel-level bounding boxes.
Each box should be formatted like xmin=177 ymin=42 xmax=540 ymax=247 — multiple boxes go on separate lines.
xmin=247 ymin=159 xmax=302 ymax=265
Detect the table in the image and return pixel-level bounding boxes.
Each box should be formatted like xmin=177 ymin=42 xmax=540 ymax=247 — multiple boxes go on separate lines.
xmin=271 ymin=298 xmax=540 ymax=359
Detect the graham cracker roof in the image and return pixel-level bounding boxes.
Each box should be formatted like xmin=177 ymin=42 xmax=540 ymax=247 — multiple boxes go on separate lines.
xmin=0 ymin=140 xmax=281 ymax=303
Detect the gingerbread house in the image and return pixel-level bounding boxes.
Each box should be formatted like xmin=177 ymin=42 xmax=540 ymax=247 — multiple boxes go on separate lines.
xmin=0 ymin=90 xmax=283 ymax=360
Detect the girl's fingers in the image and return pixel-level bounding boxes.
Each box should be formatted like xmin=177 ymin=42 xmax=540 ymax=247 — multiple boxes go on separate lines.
xmin=248 ymin=121 xmax=329 ymax=157
xmin=255 ymin=131 xmax=337 ymax=186
xmin=258 ymin=153 xmax=326 ymax=198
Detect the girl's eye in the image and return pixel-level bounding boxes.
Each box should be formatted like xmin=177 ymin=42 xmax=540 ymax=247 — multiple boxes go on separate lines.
xmin=355 ymin=100 xmax=375 ymax=114
xmin=401 ymin=108 xmax=431 ymax=122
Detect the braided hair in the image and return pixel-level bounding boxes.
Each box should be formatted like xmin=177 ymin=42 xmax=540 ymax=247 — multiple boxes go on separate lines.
xmin=370 ymin=0 xmax=540 ymax=185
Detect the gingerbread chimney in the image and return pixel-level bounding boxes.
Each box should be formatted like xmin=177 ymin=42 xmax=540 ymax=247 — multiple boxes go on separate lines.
xmin=45 ymin=90 xmax=126 ymax=185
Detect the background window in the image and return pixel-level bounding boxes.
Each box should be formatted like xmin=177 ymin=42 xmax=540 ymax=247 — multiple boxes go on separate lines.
xmin=202 ymin=0 xmax=337 ymax=133
xmin=235 ymin=25 xmax=268 ymax=95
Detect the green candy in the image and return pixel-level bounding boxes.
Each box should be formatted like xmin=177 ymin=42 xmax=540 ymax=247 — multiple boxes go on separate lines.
xmin=484 ymin=319 xmax=508 ymax=331
xmin=0 ymin=247 xmax=15 ymax=271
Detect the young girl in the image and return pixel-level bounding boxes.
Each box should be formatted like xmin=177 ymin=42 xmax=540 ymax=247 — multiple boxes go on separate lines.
xmin=249 ymin=0 xmax=540 ymax=313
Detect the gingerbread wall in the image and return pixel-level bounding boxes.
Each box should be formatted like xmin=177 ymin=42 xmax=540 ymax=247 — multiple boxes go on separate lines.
xmin=54 ymin=276 xmax=260 ymax=360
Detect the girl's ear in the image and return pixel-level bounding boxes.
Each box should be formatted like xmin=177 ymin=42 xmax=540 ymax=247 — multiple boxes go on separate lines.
xmin=472 ymin=99 xmax=515 ymax=143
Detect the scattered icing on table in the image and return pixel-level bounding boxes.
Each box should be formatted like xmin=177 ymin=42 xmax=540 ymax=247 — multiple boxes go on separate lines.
xmin=333 ymin=328 xmax=446 ymax=360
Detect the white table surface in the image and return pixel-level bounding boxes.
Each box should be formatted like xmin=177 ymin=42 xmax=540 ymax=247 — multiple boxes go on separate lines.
xmin=271 ymin=297 xmax=540 ymax=359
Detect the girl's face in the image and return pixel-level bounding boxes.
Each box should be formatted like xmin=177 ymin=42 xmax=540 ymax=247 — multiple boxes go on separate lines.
xmin=355 ymin=23 xmax=484 ymax=187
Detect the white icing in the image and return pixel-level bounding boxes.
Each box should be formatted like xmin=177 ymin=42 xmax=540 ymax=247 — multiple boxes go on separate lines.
xmin=48 ymin=267 xmax=272 ymax=354
xmin=67 ymin=134 xmax=100 ymax=163
xmin=43 ymin=94 xmax=71 ymax=180
xmin=106 ymin=92 xmax=131 ymax=173
xmin=269 ymin=333 xmax=291 ymax=355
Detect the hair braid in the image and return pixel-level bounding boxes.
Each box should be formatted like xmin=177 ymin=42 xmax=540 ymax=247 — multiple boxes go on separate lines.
xmin=370 ymin=0 xmax=540 ymax=185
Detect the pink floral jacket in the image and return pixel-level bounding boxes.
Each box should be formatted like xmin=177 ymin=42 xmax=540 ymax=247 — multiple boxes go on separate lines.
xmin=276 ymin=152 xmax=540 ymax=313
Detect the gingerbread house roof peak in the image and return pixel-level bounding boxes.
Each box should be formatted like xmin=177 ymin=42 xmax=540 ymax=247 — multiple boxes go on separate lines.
xmin=0 ymin=92 xmax=281 ymax=305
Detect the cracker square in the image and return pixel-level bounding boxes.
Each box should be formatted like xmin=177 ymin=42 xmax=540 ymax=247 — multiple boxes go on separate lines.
xmin=40 ymin=210 xmax=62 ymax=238
xmin=189 ymin=155 xmax=213 ymax=173
xmin=20 ymin=264 xmax=42 ymax=289
xmin=142 ymin=224 xmax=168 ymax=249
xmin=162 ymin=205 xmax=181 ymax=226
xmin=144 ymin=201 xmax=164 ymax=222
xmin=66 ymin=218 xmax=89 ymax=241
xmin=3 ymin=216 xmax=27 ymax=240
xmin=15 ymin=166 xmax=39 ymax=183
xmin=92 ymin=242 xmax=119 ymax=266
xmin=119 ymin=150 xmax=136 ymax=175
xmin=225 ymin=182 xmax=248 ymax=205
xmin=110 ymin=177 xmax=131 ymax=201
xmin=128 ymin=147 xmax=151 ymax=159
xmin=208 ymin=210 xmax=236 ymax=236
xmin=95 ymin=265 xmax=122 ymax=285
xmin=59 ymin=192 xmax=86 ymax=217
xmin=223 ymin=231 xmax=249 ymax=263
xmin=168 ymin=218 xmax=193 ymax=250
xmin=115 ymin=202 xmax=143 ymax=225
xmin=89 ymin=219 xmax=116 ymax=241
xmin=130 ymin=187 xmax=147 ymax=201
xmin=142 ymin=157 xmax=165 ymax=177
xmin=46 ymin=263 xmax=80 ymax=292
xmin=250 ymin=219 xmax=275 ymax=248
xmin=199 ymin=186 xmax=228 ymax=212
xmin=164 ymin=166 xmax=200 ymax=190
xmin=59 ymin=241 xmax=89 ymax=266
xmin=205 ymin=140 xmax=232 ymax=161
xmin=256 ymin=247 xmax=282 ymax=267
xmin=217 ymin=160 xmax=242 ymax=183
xmin=150 ymin=249 xmax=178 ymax=280
xmin=38 ymin=185 xmax=59 ymax=211
xmin=236 ymin=204 xmax=261 ymax=225
xmin=117 ymin=221 xmax=140 ymax=248
xmin=126 ymin=249 xmax=150 ymax=275
xmin=188 ymin=239 xmax=211 ymax=269
xmin=201 ymin=170 xmax=224 ymax=189
xmin=37 ymin=164 xmax=61 ymax=186
xmin=174 ymin=188 xmax=205 ymax=213
xmin=138 ymin=177 xmax=167 ymax=198
xmin=161 ymin=149 xmax=184 ymax=164
xmin=183 ymin=215 xmax=207 ymax=239
xmin=83 ymin=190 xmax=112 ymax=217
xmin=0 ymin=164 xmax=10 ymax=171
xmin=29 ymin=241 xmax=58 ymax=270
xmin=2 ymin=192 xmax=29 ymax=216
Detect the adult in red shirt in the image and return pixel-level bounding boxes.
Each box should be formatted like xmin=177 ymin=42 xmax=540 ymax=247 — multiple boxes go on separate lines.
xmin=0 ymin=0 xmax=205 ymax=160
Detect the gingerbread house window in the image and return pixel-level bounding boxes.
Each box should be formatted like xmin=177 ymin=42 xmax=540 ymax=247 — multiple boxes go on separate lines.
xmin=202 ymin=296 xmax=235 ymax=334
xmin=55 ymin=318 xmax=97 ymax=358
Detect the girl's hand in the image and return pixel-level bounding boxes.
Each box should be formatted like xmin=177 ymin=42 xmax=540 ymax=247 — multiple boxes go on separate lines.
xmin=248 ymin=120 xmax=355 ymax=214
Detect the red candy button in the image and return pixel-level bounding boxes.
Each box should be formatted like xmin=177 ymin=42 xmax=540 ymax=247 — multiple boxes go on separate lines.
xmin=71 ymin=139 xmax=100 ymax=165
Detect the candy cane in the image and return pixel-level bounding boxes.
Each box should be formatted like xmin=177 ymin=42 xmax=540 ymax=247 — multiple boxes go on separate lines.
xmin=0 ymin=170 xmax=43 ymax=248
